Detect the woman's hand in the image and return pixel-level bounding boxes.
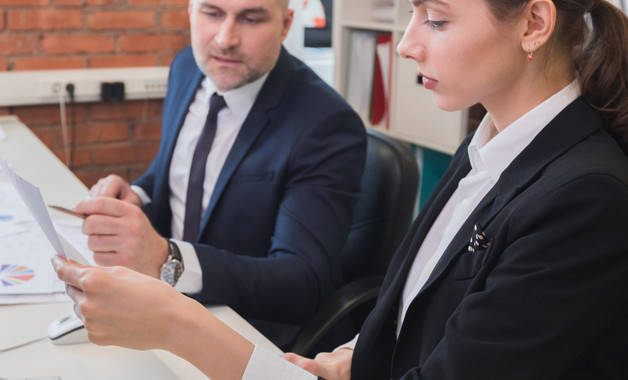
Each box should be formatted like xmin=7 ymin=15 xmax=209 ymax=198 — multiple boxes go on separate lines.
xmin=52 ymin=256 xmax=254 ymax=380
xmin=51 ymin=255 xmax=179 ymax=350
xmin=282 ymin=348 xmax=353 ymax=380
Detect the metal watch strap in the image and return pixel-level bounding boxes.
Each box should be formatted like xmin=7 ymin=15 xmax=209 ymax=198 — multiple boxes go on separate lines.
xmin=166 ymin=239 xmax=182 ymax=263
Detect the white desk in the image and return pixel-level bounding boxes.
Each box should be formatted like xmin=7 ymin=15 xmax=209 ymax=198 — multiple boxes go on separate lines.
xmin=0 ymin=116 xmax=281 ymax=379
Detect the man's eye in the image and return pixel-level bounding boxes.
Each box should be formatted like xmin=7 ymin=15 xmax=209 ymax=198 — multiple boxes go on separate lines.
xmin=200 ymin=7 xmax=222 ymax=18
xmin=242 ymin=16 xmax=263 ymax=24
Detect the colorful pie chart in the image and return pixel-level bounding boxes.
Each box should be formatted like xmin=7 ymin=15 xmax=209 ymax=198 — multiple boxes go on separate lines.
xmin=0 ymin=264 xmax=35 ymax=287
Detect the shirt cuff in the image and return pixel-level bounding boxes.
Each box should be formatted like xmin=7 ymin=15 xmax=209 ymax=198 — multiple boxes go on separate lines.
xmin=130 ymin=185 xmax=151 ymax=206
xmin=335 ymin=334 xmax=359 ymax=351
xmin=172 ymin=239 xmax=203 ymax=295
xmin=242 ymin=345 xmax=317 ymax=380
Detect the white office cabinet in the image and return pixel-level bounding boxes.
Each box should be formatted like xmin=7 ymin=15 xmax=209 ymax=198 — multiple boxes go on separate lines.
xmin=332 ymin=0 xmax=468 ymax=154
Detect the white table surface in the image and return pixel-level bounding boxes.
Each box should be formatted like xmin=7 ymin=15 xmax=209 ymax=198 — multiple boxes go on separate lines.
xmin=0 ymin=116 xmax=281 ymax=379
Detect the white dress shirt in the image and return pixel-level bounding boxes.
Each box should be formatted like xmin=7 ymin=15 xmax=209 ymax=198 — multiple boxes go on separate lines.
xmin=132 ymin=73 xmax=268 ymax=294
xmin=334 ymin=81 xmax=581 ymax=356
xmin=242 ymin=81 xmax=581 ymax=379
xmin=397 ymin=81 xmax=580 ymax=333
xmin=160 ymin=81 xmax=580 ymax=378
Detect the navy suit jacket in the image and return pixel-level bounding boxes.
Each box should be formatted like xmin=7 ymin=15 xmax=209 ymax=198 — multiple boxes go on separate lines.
xmin=134 ymin=47 xmax=366 ymax=345
xmin=351 ymin=98 xmax=628 ymax=379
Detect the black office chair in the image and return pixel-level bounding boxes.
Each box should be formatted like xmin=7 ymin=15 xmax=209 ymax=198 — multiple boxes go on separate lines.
xmin=289 ymin=128 xmax=419 ymax=357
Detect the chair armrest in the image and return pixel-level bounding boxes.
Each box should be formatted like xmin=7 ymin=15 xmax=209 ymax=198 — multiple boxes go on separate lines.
xmin=289 ymin=276 xmax=383 ymax=356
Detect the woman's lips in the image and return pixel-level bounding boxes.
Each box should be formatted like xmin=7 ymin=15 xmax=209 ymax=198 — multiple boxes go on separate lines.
xmin=420 ymin=74 xmax=438 ymax=90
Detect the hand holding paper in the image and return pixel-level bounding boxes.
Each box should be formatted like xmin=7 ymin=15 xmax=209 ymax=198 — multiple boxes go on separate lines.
xmin=0 ymin=157 xmax=90 ymax=265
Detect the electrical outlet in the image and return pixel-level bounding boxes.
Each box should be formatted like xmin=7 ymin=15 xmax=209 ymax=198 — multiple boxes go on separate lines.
xmin=51 ymin=82 xmax=63 ymax=94
xmin=0 ymin=67 xmax=170 ymax=106
xmin=143 ymin=78 xmax=168 ymax=94
xmin=41 ymin=80 xmax=92 ymax=102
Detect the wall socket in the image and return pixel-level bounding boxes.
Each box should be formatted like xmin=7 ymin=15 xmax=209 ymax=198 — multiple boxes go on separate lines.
xmin=0 ymin=67 xmax=170 ymax=107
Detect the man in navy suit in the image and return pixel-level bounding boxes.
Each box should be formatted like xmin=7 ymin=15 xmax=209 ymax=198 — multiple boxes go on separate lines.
xmin=75 ymin=0 xmax=366 ymax=347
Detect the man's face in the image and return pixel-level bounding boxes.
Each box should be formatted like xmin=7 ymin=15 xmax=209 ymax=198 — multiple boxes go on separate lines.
xmin=188 ymin=0 xmax=294 ymax=92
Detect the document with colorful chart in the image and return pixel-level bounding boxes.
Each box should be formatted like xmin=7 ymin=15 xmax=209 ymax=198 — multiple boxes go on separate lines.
xmin=0 ymin=158 xmax=93 ymax=302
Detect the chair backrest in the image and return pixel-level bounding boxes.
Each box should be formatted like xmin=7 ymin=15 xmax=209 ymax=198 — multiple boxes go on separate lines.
xmin=340 ymin=128 xmax=419 ymax=283
xmin=288 ymin=132 xmax=419 ymax=356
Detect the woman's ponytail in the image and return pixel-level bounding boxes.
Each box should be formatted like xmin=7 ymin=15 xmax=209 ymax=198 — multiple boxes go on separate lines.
xmin=576 ymin=1 xmax=628 ymax=153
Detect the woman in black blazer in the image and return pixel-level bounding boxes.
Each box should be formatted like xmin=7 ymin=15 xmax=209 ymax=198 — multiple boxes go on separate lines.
xmin=54 ymin=0 xmax=628 ymax=379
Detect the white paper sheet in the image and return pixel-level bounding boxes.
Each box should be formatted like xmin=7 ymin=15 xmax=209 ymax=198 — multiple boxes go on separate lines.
xmin=0 ymin=157 xmax=89 ymax=265
xmin=0 ymin=158 xmax=94 ymax=303
xmin=0 ymin=222 xmax=64 ymax=295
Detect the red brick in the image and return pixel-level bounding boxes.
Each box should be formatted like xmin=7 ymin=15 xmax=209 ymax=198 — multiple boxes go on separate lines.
xmin=70 ymin=147 xmax=93 ymax=168
xmin=42 ymin=34 xmax=115 ymax=54
xmin=14 ymin=105 xmax=62 ymax=125
xmin=87 ymin=11 xmax=156 ymax=30
xmin=12 ymin=103 xmax=86 ymax=126
xmin=161 ymin=9 xmax=189 ymax=29
xmin=55 ymin=0 xmax=120 ymax=5
xmin=160 ymin=51 xmax=178 ymax=66
xmin=92 ymin=143 xmax=157 ymax=164
xmin=0 ymin=35 xmax=39 ymax=54
xmin=74 ymin=122 xmax=129 ymax=143
xmin=50 ymin=148 xmax=66 ymax=163
xmin=75 ymin=170 xmax=102 ymax=187
xmin=120 ymin=33 xmax=186 ymax=52
xmin=30 ymin=126 xmax=58 ymax=148
xmin=0 ymin=10 xmax=4 ymax=31
xmin=90 ymin=101 xmax=146 ymax=120
xmin=8 ymin=9 xmax=83 ymax=30
xmin=13 ymin=56 xmax=86 ymax=70
xmin=90 ymin=54 xmax=158 ymax=68
xmin=134 ymin=120 xmax=161 ymax=140
xmin=129 ymin=0 xmax=187 ymax=5
xmin=0 ymin=0 xmax=50 ymax=5
xmin=0 ymin=58 xmax=7 ymax=71
xmin=129 ymin=164 xmax=150 ymax=180
xmin=86 ymin=0 xmax=122 ymax=5
xmin=64 ymin=104 xmax=88 ymax=123
xmin=0 ymin=107 xmax=9 ymax=114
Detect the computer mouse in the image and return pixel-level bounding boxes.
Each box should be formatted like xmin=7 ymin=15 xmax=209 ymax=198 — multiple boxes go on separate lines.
xmin=48 ymin=311 xmax=89 ymax=345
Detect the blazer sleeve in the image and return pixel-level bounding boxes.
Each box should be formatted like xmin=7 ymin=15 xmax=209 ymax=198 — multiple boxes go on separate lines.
xmin=400 ymin=173 xmax=628 ymax=379
xmin=191 ymin=107 xmax=366 ymax=323
xmin=132 ymin=47 xmax=196 ymax=205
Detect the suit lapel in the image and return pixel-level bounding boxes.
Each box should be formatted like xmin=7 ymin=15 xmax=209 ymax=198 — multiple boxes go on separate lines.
xmin=405 ymin=97 xmax=603 ymax=312
xmin=382 ymin=143 xmax=473 ymax=308
xmin=152 ymin=61 xmax=203 ymax=236
xmin=196 ymin=48 xmax=294 ymax=239
xmin=352 ymin=137 xmax=473 ymax=378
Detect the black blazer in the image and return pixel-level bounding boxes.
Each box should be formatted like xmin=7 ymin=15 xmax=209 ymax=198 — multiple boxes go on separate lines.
xmin=352 ymin=98 xmax=628 ymax=379
xmin=134 ymin=47 xmax=366 ymax=345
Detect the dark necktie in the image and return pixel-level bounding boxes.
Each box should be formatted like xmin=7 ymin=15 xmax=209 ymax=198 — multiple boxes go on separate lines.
xmin=183 ymin=93 xmax=227 ymax=241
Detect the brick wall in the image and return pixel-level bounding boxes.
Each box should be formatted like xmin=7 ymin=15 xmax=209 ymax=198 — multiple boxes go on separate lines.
xmin=0 ymin=0 xmax=190 ymax=187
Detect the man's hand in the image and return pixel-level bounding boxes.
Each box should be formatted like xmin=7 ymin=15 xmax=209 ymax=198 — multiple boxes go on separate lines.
xmin=282 ymin=348 xmax=353 ymax=380
xmin=89 ymin=174 xmax=142 ymax=207
xmin=75 ymin=196 xmax=168 ymax=279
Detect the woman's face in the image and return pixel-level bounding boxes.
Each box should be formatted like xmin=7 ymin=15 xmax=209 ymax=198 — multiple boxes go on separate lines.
xmin=398 ymin=0 xmax=527 ymax=113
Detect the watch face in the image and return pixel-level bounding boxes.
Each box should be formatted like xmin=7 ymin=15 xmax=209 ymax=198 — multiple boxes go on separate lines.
xmin=160 ymin=261 xmax=183 ymax=286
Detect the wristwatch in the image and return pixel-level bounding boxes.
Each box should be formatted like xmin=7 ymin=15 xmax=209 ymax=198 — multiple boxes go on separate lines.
xmin=160 ymin=239 xmax=184 ymax=286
